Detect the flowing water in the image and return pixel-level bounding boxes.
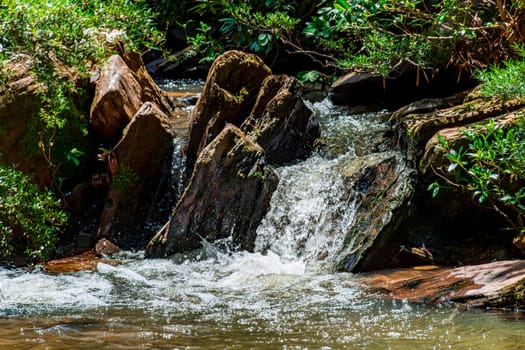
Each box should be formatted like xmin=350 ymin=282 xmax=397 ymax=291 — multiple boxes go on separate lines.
xmin=1 ymin=93 xmax=524 ymax=349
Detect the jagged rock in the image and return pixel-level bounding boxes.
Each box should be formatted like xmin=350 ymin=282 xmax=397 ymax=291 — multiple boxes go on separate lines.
xmin=90 ymin=53 xmax=172 ymax=141
xmin=420 ymin=107 xmax=525 ymax=177
xmin=97 ymin=102 xmax=175 ymax=249
xmin=241 ymin=74 xmax=319 ymax=164
xmin=384 ymin=94 xmax=525 ymax=268
xmin=185 ymin=50 xmax=272 ymax=173
xmin=335 ymin=151 xmax=415 ymax=272
xmin=145 ymin=50 xmax=320 ymax=258
xmin=396 ymin=95 xmax=525 ymax=166
xmin=359 ymin=260 xmax=525 ymax=309
xmin=146 ymin=124 xmax=278 ymax=257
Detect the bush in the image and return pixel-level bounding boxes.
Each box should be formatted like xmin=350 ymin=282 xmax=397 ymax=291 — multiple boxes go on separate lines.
xmin=429 ymin=117 xmax=525 ymax=247
xmin=0 ymin=0 xmax=164 ymax=182
xmin=153 ymin=0 xmax=524 ymax=87
xmin=476 ymin=47 xmax=525 ymax=99
xmin=0 ymin=166 xmax=67 ymax=263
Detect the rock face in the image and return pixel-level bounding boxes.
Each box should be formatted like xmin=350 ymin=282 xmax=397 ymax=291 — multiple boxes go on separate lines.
xmin=359 ymin=260 xmax=525 ymax=309
xmin=0 ymin=54 xmax=90 ymax=187
xmin=97 ymin=102 xmax=175 ymax=249
xmin=90 ymin=53 xmax=172 ymax=141
xmin=0 ymin=55 xmax=50 ymax=186
xmin=336 ymin=152 xmax=415 ymax=272
xmin=146 ymin=124 xmax=278 ymax=257
xmin=146 ymin=51 xmax=319 ymax=258
xmin=185 ymin=50 xmax=272 ymax=173
xmin=381 ymin=92 xmax=525 ymax=268
xmin=242 ymin=74 xmax=320 ymax=164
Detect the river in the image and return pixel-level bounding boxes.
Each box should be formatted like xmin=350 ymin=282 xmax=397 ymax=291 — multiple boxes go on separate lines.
xmin=0 ymin=86 xmax=524 ymax=349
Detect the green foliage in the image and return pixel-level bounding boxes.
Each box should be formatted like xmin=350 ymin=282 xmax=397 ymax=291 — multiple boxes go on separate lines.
xmin=0 ymin=166 xmax=67 ymax=263
xmin=430 ymin=117 xmax=525 ymax=238
xmin=476 ymin=47 xmax=525 ymax=99
xmin=0 ymin=0 xmax=163 ymax=182
xmin=303 ymin=0 xmax=474 ymax=73
xmin=112 ymin=165 xmax=139 ymax=193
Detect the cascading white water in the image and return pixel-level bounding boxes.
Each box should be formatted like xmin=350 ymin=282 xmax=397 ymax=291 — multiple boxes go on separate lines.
xmin=254 ymin=98 xmax=391 ymax=272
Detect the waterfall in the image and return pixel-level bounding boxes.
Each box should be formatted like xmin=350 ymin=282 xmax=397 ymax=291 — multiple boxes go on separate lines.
xmin=254 ymin=98 xmax=409 ymax=272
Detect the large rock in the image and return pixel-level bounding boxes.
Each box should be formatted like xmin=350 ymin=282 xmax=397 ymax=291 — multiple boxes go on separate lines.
xmin=0 ymin=54 xmax=92 ymax=187
xmin=185 ymin=50 xmax=272 ymax=173
xmin=359 ymin=260 xmax=525 ymax=309
xmin=383 ymin=93 xmax=525 ymax=268
xmin=0 ymin=55 xmax=51 ymax=186
xmin=146 ymin=50 xmax=320 ymax=258
xmin=146 ymin=124 xmax=278 ymax=257
xmin=241 ymin=74 xmax=319 ymax=164
xmin=90 ymin=53 xmax=172 ymax=141
xmin=97 ymin=102 xmax=175 ymax=249
xmin=420 ymin=107 xmax=525 ymax=177
xmin=329 ymin=59 xmax=475 ymax=108
xmin=396 ymin=95 xmax=525 ymax=166
xmin=335 ymin=152 xmax=415 ymax=272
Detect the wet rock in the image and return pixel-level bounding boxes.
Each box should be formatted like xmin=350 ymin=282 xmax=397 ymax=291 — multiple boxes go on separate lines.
xmin=43 ymin=251 xmax=117 ymax=274
xmin=90 ymin=53 xmax=172 ymax=141
xmin=335 ymin=151 xmax=416 ymax=272
xmin=145 ymin=124 xmax=278 ymax=257
xmin=242 ymin=74 xmax=320 ymax=164
xmin=95 ymin=238 xmax=120 ymax=256
xmin=396 ymin=95 xmax=525 ymax=166
xmin=97 ymin=102 xmax=175 ymax=249
xmin=185 ymin=50 xmax=272 ymax=173
xmin=359 ymin=260 xmax=525 ymax=309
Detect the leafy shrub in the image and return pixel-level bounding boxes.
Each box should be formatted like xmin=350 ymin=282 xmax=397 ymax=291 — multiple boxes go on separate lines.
xmin=0 ymin=0 xmax=163 ymax=182
xmin=476 ymin=47 xmax=525 ymax=99
xmin=429 ymin=117 xmax=525 ymax=245
xmin=0 ymin=166 xmax=67 ymax=263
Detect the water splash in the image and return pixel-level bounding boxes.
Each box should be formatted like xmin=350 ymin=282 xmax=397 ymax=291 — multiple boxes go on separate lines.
xmin=255 ymin=99 xmax=392 ymax=272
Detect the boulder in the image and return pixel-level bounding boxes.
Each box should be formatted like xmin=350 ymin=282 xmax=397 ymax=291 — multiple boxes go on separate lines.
xmin=0 ymin=55 xmax=52 ymax=186
xmin=185 ymin=50 xmax=272 ymax=173
xmin=329 ymin=59 xmax=475 ymax=108
xmin=146 ymin=124 xmax=278 ymax=257
xmin=359 ymin=260 xmax=525 ymax=309
xmin=420 ymin=107 xmax=525 ymax=177
xmin=90 ymin=53 xmax=172 ymax=141
xmin=97 ymin=102 xmax=175 ymax=249
xmin=335 ymin=151 xmax=416 ymax=272
xmin=241 ymin=74 xmax=320 ymax=164
xmin=396 ymin=95 xmax=525 ymax=166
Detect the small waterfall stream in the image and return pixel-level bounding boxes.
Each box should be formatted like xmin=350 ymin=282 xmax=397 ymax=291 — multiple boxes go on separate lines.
xmin=255 ymin=98 xmax=390 ymax=271
xmin=0 ymin=90 xmax=524 ymax=349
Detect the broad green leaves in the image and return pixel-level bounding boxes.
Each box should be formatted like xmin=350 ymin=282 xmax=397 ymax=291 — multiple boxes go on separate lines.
xmin=431 ymin=116 xmax=525 ymax=236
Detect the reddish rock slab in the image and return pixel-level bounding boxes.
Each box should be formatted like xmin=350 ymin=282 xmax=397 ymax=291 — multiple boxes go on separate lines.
xmin=358 ymin=260 xmax=525 ymax=309
xmin=43 ymin=251 xmax=118 ymax=274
